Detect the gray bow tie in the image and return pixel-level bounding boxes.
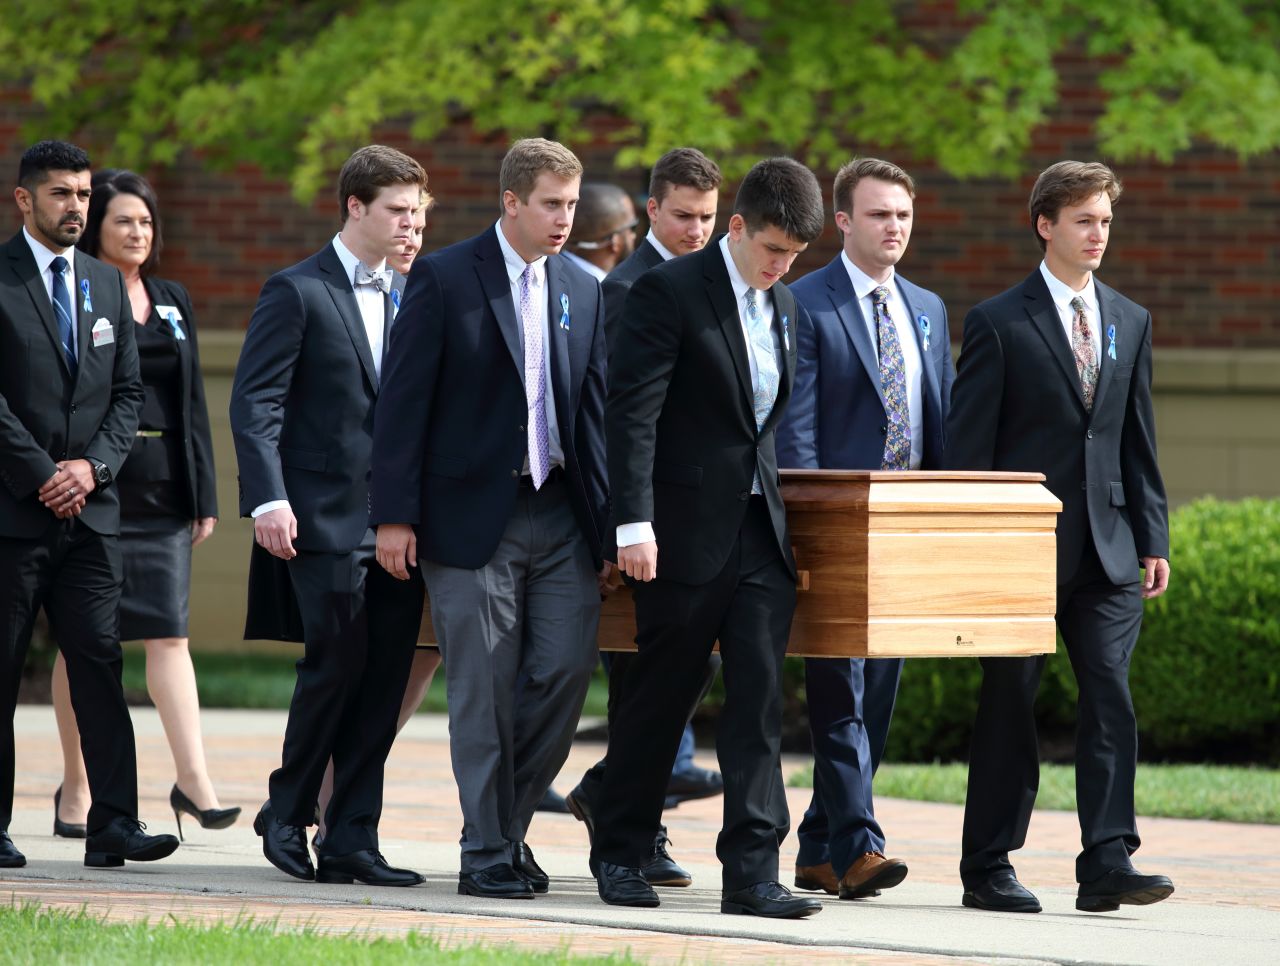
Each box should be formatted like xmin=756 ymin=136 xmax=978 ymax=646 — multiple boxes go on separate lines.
xmin=355 ymin=263 xmax=391 ymax=293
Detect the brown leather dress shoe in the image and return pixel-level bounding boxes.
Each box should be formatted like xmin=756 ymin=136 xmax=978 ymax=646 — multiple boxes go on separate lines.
xmin=839 ymin=851 xmax=908 ymax=899
xmin=794 ymin=862 xmax=839 ymax=895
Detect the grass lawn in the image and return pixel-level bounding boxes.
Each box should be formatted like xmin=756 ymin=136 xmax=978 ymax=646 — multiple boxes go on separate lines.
xmin=120 ymin=645 xmax=611 ymax=719
xmin=787 ymin=761 xmax=1280 ymax=824
xmin=0 ymin=903 xmax=637 ymax=965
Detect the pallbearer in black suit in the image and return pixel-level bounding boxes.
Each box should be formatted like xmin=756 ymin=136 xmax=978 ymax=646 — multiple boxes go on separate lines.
xmin=0 ymin=141 xmax=177 ymax=869
xmin=372 ymin=139 xmax=610 ymax=901
xmin=567 ymin=148 xmax=726 ymax=888
xmin=946 ymin=161 xmax=1173 ymax=914
xmin=778 ymin=158 xmax=954 ymax=900
xmin=230 ymin=146 xmax=429 ymax=888
xmin=51 ymin=169 xmax=237 ymax=842
xmin=591 ymin=158 xmax=826 ymax=919
xmin=600 ymin=147 xmax=722 ymax=343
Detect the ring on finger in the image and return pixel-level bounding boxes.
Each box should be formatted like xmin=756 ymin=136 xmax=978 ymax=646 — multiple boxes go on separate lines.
xmin=68 ymin=486 xmax=77 ymax=497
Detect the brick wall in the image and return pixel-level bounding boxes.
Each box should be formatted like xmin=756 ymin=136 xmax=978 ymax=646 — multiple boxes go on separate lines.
xmin=3 ymin=54 xmax=1278 ymax=346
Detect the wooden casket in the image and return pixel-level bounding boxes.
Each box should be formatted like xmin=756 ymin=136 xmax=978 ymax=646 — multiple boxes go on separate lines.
xmin=419 ymin=470 xmax=1061 ymax=658
xmin=596 ymin=470 xmax=1061 ymax=658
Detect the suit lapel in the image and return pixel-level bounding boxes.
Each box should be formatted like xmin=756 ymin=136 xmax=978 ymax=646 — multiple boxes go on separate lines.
xmin=826 ymin=259 xmax=885 ymax=408
xmin=1023 ymin=270 xmax=1087 ymax=410
xmin=703 ymin=246 xmax=755 ymax=418
xmin=319 ymin=244 xmax=379 ymax=392
xmin=638 ymin=239 xmax=664 ymax=271
xmin=146 ymin=278 xmax=194 ymax=429
xmin=1090 ymin=280 xmax=1122 ymax=416
xmin=475 ymin=227 xmax=524 ymax=378
xmin=896 ymin=276 xmax=942 ymax=423
xmin=545 ymin=255 xmax=573 ymax=422
xmin=7 ymin=235 xmax=71 ymax=378
xmin=764 ymin=282 xmax=797 ymax=433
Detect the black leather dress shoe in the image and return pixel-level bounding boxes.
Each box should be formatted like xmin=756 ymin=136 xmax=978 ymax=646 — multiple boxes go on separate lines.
xmin=722 ymin=881 xmax=822 ymax=918
xmin=596 ymin=860 xmax=660 ymax=907
xmin=666 ymin=765 xmax=724 ymax=805
xmin=512 ymin=841 xmax=549 ymax=893
xmin=252 ymin=801 xmax=314 ymax=881
xmin=317 ymin=849 xmax=423 ymax=886
xmin=642 ymin=831 xmax=691 ymax=887
xmin=459 ymin=863 xmax=535 ymax=898
xmin=564 ymin=785 xmax=595 ymax=845
xmin=962 ymin=872 xmax=1042 ymax=913
xmin=84 ymin=817 xmax=179 ymax=867
xmin=0 ymin=831 xmax=26 ymax=868
xmin=1077 ymin=868 xmax=1174 ymax=912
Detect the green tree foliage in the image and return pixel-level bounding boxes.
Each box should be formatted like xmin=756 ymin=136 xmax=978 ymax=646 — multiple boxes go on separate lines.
xmin=2 ymin=1 xmax=1278 ymax=198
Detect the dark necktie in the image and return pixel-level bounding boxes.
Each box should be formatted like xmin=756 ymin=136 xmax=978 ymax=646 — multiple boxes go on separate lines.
xmin=50 ymin=255 xmax=77 ymax=376
xmin=872 ymin=285 xmax=910 ymax=470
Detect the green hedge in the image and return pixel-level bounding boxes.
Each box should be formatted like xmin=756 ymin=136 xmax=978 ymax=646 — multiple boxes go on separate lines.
xmin=882 ymin=497 xmax=1280 ymax=764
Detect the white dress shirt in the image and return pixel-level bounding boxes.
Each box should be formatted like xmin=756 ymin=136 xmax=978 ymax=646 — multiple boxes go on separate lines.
xmin=562 ymin=249 xmax=608 ymax=282
xmin=841 ymin=251 xmax=924 ymax=470
xmin=645 ymin=228 xmax=677 ymax=263
xmin=1039 ymin=260 xmax=1101 ymax=358
xmin=23 ymin=227 xmax=79 ymax=358
xmin=494 ymin=220 xmax=564 ymax=473
xmin=616 ymin=235 xmax=780 ymax=549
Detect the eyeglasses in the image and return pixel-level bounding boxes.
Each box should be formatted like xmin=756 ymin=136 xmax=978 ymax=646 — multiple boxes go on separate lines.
xmin=573 ymin=218 xmax=639 ymax=250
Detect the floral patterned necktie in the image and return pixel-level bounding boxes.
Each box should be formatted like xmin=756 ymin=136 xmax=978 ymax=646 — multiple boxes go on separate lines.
xmin=872 ymin=286 xmax=910 ymax=470
xmin=1070 ymin=296 xmax=1098 ymax=411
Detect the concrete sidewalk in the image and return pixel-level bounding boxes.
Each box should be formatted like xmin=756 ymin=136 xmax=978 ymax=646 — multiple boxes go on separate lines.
xmin=4 ymin=706 xmax=1278 ymax=965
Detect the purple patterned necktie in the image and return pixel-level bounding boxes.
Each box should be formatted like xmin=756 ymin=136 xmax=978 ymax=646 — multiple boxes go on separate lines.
xmin=872 ymin=286 xmax=910 ymax=470
xmin=1070 ymin=295 xmax=1098 ymax=411
xmin=519 ymin=265 xmax=550 ymax=488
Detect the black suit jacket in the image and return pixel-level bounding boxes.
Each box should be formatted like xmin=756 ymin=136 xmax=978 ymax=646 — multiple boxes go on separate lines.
xmin=114 ymin=276 xmax=218 ymax=519
xmin=0 ymin=232 xmax=142 ymax=538
xmin=607 ymin=238 xmax=799 ymax=586
xmin=602 ymin=239 xmax=665 ymax=346
xmin=233 ymin=245 xmax=405 ymax=641
xmin=230 ymin=242 xmax=398 ymax=554
xmin=369 ymin=225 xmax=609 ymax=570
xmin=944 ymin=269 xmax=1168 ymax=584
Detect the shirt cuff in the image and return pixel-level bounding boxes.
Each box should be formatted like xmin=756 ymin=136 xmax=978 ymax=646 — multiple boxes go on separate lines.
xmin=616 ymin=521 xmax=655 ymax=548
xmin=251 ymin=500 xmax=291 ymax=518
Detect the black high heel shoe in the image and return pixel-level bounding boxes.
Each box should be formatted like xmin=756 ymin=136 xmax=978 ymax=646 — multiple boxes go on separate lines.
xmin=170 ymin=785 xmax=241 ymax=841
xmin=53 ymin=785 xmax=87 ymax=839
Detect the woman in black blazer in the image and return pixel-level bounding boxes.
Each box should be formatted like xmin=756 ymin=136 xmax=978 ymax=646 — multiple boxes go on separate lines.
xmin=51 ymin=170 xmax=239 ymax=839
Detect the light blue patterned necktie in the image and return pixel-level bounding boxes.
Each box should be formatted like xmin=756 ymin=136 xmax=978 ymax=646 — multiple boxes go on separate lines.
xmin=744 ymin=287 xmax=779 ymax=494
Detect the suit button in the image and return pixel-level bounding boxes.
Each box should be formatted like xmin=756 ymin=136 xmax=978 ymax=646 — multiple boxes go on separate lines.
xmin=518 ymin=425 xmax=525 ymax=433
xmin=1081 ymin=481 xmax=1087 ymax=490
xmin=70 ymin=405 xmax=77 ymax=414
xmin=738 ymin=490 xmax=750 ymax=501
xmin=511 ymin=469 xmax=519 ymax=478
xmin=1086 ymin=430 xmax=1095 ymax=439
xmin=879 ymin=426 xmax=887 ymax=436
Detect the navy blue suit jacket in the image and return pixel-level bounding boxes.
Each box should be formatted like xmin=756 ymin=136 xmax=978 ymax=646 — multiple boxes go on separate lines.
xmin=369 ymin=225 xmax=609 ymax=570
xmin=777 ymin=256 xmax=954 ymax=470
